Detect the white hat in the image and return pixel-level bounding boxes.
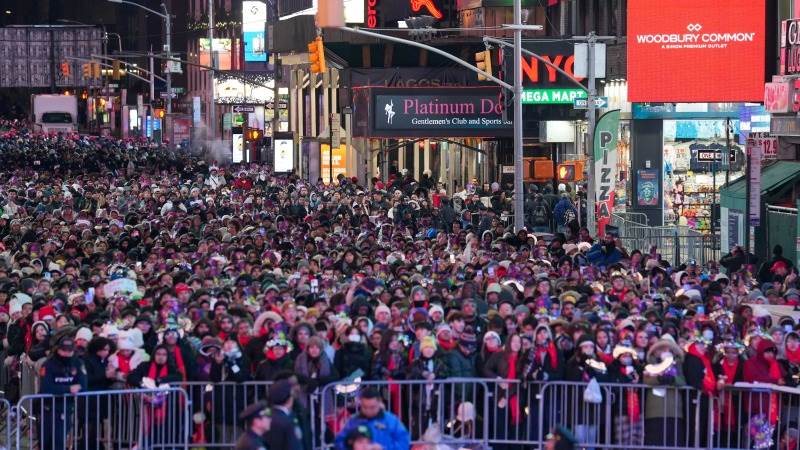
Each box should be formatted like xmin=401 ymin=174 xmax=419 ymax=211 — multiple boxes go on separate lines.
xmin=9 ymin=293 xmax=32 ymax=316
xmin=117 ymin=336 xmax=135 ymax=351
xmin=75 ymin=327 xmax=93 ymax=343
xmin=558 ymin=183 xmax=567 ymax=192
xmin=428 ymin=304 xmax=444 ymax=317
xmin=375 ymin=304 xmax=391 ymax=316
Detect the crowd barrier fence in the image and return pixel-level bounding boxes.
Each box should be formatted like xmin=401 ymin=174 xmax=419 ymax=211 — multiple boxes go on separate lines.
xmin=5 ymin=378 xmax=800 ymax=450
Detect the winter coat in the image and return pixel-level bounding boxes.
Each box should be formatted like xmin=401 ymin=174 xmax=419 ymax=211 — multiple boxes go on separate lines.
xmin=334 ymin=342 xmax=371 ymax=380
xmin=643 ymin=339 xmax=686 ymax=419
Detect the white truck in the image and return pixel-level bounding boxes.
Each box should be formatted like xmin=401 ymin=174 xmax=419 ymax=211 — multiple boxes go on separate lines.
xmin=31 ymin=94 xmax=78 ymax=134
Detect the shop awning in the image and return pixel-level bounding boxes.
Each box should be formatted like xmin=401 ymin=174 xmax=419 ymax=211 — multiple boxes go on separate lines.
xmin=720 ymin=161 xmax=800 ymax=209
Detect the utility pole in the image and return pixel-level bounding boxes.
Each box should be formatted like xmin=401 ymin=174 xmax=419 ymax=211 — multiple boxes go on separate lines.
xmin=163 ymin=2 xmax=172 ymax=114
xmin=149 ymin=48 xmax=155 ymax=106
xmin=586 ymin=32 xmax=597 ymax=235
xmin=208 ymin=0 xmax=216 ymax=139
xmin=512 ymin=0 xmax=524 ymax=231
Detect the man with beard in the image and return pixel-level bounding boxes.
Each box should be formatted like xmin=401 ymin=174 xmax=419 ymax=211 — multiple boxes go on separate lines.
xmin=586 ymin=232 xmax=623 ymax=267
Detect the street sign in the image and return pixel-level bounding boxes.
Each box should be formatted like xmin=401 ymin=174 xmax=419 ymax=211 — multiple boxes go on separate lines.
xmin=159 ymin=92 xmax=177 ymax=99
xmin=232 ymin=105 xmax=256 ymax=113
xmin=573 ymin=97 xmax=608 ymax=109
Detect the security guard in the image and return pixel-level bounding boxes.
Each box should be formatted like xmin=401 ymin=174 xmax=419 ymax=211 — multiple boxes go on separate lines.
xmin=38 ymin=336 xmax=87 ymax=450
xmin=236 ymin=401 xmax=271 ymax=450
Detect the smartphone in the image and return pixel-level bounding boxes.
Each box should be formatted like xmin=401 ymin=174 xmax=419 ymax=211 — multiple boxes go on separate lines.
xmin=476 ymin=270 xmax=483 ymax=278
xmin=488 ymin=266 xmax=496 ymax=277
xmin=85 ymin=287 xmax=95 ymax=304
xmin=310 ymin=278 xmax=319 ymax=293
xmin=450 ymin=254 xmax=456 ymax=264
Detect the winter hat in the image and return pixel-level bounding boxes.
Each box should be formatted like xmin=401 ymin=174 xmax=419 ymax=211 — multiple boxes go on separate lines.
xmin=420 ymin=336 xmax=438 ymax=353
xmin=75 ymin=327 xmax=93 ymax=343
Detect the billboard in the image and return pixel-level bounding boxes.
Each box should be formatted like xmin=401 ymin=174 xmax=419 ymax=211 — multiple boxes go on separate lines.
xmin=627 ymin=0 xmax=765 ymax=102
xmin=370 ymin=87 xmax=512 ymax=137
xmin=214 ymin=75 xmax=274 ymax=104
xmin=199 ymin=38 xmax=233 ymax=70
xmin=274 ymin=138 xmax=295 ymax=172
xmin=243 ymin=1 xmax=268 ymax=62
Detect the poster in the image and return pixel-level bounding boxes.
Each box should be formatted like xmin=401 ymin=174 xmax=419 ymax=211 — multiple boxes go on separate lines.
xmin=274 ymin=138 xmax=294 ymax=173
xmin=594 ymin=110 xmax=620 ymax=235
xmin=637 ymin=169 xmax=659 ymax=206
xmin=320 ymin=144 xmax=347 ymax=185
xmin=243 ymin=1 xmax=268 ymax=62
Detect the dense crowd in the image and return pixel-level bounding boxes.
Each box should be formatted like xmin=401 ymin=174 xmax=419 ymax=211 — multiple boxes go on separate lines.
xmin=0 ymin=120 xmax=799 ymax=450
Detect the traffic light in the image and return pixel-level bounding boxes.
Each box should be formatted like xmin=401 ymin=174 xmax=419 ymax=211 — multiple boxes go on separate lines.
xmin=523 ymin=158 xmax=553 ymax=181
xmin=60 ymin=61 xmax=71 ymax=78
xmin=82 ymin=63 xmax=91 ymax=79
xmin=80 ymin=91 xmax=88 ymax=100
xmin=475 ymin=50 xmax=492 ymax=81
xmin=92 ymin=62 xmax=101 ymax=79
xmin=557 ymin=161 xmax=585 ymax=182
xmin=248 ymin=129 xmax=261 ymax=141
xmin=112 ymin=60 xmax=121 ymax=81
xmin=307 ymin=37 xmax=326 ymax=74
xmin=154 ymin=109 xmax=165 ymax=119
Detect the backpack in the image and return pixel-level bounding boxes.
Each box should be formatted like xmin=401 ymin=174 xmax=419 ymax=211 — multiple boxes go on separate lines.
xmin=532 ymin=203 xmax=549 ymax=226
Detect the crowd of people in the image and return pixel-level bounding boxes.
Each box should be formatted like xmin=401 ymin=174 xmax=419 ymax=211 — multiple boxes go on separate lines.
xmin=0 ymin=119 xmax=798 ymax=450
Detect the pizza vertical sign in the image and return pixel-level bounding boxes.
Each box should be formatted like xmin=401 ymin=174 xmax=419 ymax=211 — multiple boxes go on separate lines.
xmin=594 ymin=110 xmax=620 ymax=236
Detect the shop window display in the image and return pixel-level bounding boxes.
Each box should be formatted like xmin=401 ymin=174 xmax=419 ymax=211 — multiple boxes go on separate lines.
xmin=663 ymin=120 xmax=744 ymax=231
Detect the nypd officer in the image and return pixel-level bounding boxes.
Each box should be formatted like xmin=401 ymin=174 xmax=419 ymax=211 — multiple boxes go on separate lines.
xmin=236 ymin=401 xmax=271 ymax=450
xmin=38 ymin=335 xmax=87 ymax=450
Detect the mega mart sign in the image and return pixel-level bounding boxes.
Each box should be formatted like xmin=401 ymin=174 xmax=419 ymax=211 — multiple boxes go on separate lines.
xmin=628 ymin=0 xmax=765 ymax=102
xmin=522 ymin=88 xmax=586 ymax=105
xmin=370 ymin=87 xmax=511 ymax=137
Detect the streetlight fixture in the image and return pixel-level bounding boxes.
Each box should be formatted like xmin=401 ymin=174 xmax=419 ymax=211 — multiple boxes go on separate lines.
xmin=106 ymin=0 xmax=172 ymax=114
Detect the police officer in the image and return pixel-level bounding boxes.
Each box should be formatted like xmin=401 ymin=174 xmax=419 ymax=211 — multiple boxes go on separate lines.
xmin=38 ymin=335 xmax=87 ymax=450
xmin=235 ymin=401 xmax=271 ymax=450
xmin=264 ymin=380 xmax=303 ymax=450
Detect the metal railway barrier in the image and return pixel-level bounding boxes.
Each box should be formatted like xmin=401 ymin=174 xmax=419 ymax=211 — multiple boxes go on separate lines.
xmin=182 ymin=381 xmax=273 ymax=448
xmin=15 ymin=387 xmax=191 ymax=450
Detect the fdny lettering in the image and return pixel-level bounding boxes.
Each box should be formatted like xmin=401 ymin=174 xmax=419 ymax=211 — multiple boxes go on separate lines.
xmin=54 ymin=376 xmax=76 ymax=383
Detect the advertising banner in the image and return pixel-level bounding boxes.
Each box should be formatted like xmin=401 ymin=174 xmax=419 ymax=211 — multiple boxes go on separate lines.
xmin=594 ymin=110 xmax=620 ymax=236
xmin=746 ymin=137 xmax=762 ymax=226
xmin=764 ymin=82 xmax=791 ymax=113
xmin=172 ymin=118 xmax=191 ymax=145
xmin=243 ymin=1 xmax=268 ymax=62
xmin=199 ymin=39 xmax=233 ymax=70
xmin=636 ymin=169 xmax=659 ymax=206
xmin=370 ymin=87 xmax=511 ymax=138
xmin=628 ymin=0 xmax=765 ymax=102
xmin=320 ymin=144 xmax=347 ymax=184
xmin=274 ymin=137 xmax=294 ymax=172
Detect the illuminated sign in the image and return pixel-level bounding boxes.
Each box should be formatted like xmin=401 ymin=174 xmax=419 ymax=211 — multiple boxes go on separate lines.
xmin=199 ymin=38 xmax=233 ymax=70
xmin=274 ymin=138 xmax=295 ymax=172
xmin=243 ymin=1 xmax=268 ymax=62
xmin=628 ymin=0 xmax=765 ymax=102
xmin=367 ymin=0 xmax=378 ymax=28
xmin=321 ymin=144 xmax=347 ymax=184
xmin=521 ymin=88 xmax=587 ymax=105
xmin=214 ymin=77 xmax=274 ymax=104
xmin=410 ymin=0 xmax=443 ymax=19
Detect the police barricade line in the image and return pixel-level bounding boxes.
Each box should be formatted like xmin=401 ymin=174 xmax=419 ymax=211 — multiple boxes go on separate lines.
xmin=710 ymin=383 xmax=800 ymax=450
xmin=16 ymin=387 xmax=191 ymax=450
xmin=182 ymin=381 xmax=274 ymax=448
xmin=315 ymin=378 xmax=490 ymax=450
xmin=0 ymin=398 xmax=11 ymax=450
xmin=484 ymin=379 xmax=546 ymax=447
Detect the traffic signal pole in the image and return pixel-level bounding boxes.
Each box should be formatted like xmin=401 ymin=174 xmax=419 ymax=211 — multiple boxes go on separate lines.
xmin=512 ymin=0 xmax=523 ymax=231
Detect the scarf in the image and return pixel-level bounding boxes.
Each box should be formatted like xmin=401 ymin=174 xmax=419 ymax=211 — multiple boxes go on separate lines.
xmin=387 ymin=353 xmax=401 ymax=416
xmin=534 ymin=342 xmax=559 ymax=371
xmin=169 ymin=346 xmax=187 ymax=381
xmin=618 ymin=366 xmax=640 ymax=422
xmin=688 ymin=343 xmax=716 ymax=394
xmin=786 ymin=347 xmax=800 ymax=365
xmin=507 ymin=353 xmax=520 ymax=424
xmin=437 ymin=337 xmax=457 ymax=352
xmin=146 ymin=363 xmax=169 ymax=425
xmin=118 ymin=352 xmax=132 ymax=375
xmin=719 ymin=359 xmax=739 ymax=429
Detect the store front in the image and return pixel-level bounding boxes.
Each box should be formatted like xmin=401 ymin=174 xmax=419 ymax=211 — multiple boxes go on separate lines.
xmin=630 ymin=103 xmax=744 ymax=229
xmin=351 ymin=86 xmax=512 ymax=192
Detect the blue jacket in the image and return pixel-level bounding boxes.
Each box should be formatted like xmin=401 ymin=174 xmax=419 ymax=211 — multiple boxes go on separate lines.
xmin=586 ymin=243 xmax=623 ymax=267
xmin=334 ymin=410 xmax=410 ymax=450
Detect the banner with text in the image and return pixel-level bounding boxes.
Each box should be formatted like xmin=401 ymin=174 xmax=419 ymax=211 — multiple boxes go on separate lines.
xmin=594 ymin=110 xmax=620 ymax=235
xmin=369 ymin=87 xmax=511 ymax=138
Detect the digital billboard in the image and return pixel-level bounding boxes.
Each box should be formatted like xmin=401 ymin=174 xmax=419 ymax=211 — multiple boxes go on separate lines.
xmin=199 ymin=38 xmax=233 ymax=70
xmin=243 ymin=1 xmax=268 ymax=62
xmin=627 ymin=0 xmax=765 ymax=102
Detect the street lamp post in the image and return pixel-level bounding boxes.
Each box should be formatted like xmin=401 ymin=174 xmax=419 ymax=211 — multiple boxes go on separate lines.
xmin=107 ymin=0 xmax=171 ymax=113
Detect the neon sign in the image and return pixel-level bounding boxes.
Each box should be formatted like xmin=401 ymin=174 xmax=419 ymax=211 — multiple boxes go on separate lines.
xmin=367 ymin=0 xmax=378 ymax=28
xmin=410 ymin=0 xmax=443 ymax=19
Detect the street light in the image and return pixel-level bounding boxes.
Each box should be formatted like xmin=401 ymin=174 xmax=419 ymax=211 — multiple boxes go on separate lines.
xmin=107 ymin=0 xmax=172 ymax=114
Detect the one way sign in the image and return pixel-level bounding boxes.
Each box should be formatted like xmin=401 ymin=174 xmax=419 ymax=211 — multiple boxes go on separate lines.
xmin=232 ymin=105 xmax=256 ymax=113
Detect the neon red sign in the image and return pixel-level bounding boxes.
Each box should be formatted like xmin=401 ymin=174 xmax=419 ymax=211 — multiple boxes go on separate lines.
xmin=367 ymin=0 xmax=378 ymax=28
xmin=410 ymin=0 xmax=443 ymax=19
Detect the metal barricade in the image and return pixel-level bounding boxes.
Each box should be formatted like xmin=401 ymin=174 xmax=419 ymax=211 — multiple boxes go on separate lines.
xmin=314 ymin=378 xmax=490 ymax=450
xmin=711 ymin=383 xmax=800 ymax=450
xmin=183 ymin=380 xmax=274 ymax=448
xmin=16 ymin=387 xmax=191 ymax=450
xmin=0 ymin=398 xmax=11 ymax=450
